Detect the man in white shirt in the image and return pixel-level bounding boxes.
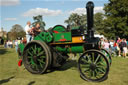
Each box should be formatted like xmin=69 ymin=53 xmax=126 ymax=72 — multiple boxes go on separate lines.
xmin=25 ymin=21 xmax=32 ymax=43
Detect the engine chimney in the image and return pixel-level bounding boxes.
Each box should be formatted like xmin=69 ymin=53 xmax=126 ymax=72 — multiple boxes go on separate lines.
xmin=86 ymin=1 xmax=94 ymax=38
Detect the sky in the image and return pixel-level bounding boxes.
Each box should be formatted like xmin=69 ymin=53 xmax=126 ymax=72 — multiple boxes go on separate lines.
xmin=0 ymin=0 xmax=109 ymax=32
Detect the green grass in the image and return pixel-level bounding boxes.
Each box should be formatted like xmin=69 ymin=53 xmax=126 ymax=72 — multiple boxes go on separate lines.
xmin=0 ymin=47 xmax=128 ymax=85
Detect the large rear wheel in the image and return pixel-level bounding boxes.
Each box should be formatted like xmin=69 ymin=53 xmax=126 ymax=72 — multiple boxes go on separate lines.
xmin=23 ymin=40 xmax=51 ymax=74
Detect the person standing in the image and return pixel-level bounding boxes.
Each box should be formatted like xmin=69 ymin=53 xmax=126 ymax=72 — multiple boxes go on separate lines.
xmin=100 ymin=37 xmax=105 ymax=48
xmin=110 ymin=40 xmax=114 ymax=51
xmin=31 ymin=23 xmax=41 ymax=37
xmin=25 ymin=21 xmax=32 ymax=43
xmin=122 ymin=38 xmax=127 ymax=58
xmin=10 ymin=40 xmax=13 ymax=48
xmin=104 ymin=40 xmax=110 ymax=52
xmin=4 ymin=40 xmax=7 ymax=48
xmin=15 ymin=40 xmax=18 ymax=52
xmin=117 ymin=39 xmax=122 ymax=57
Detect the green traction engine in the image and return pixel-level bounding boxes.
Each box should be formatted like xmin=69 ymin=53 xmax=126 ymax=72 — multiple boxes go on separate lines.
xmin=18 ymin=1 xmax=112 ymax=82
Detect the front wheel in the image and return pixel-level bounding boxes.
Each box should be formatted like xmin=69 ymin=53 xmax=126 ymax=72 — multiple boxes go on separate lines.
xmin=78 ymin=50 xmax=109 ymax=82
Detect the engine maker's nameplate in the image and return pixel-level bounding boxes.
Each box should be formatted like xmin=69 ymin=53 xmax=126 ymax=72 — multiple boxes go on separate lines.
xmin=53 ymin=32 xmax=71 ymax=42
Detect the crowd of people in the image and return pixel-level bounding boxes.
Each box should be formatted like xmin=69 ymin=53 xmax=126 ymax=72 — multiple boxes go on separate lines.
xmin=4 ymin=39 xmax=22 ymax=52
xmin=101 ymin=37 xmax=128 ymax=58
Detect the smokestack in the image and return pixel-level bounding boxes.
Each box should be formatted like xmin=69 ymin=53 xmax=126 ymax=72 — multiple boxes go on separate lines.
xmin=86 ymin=1 xmax=94 ymax=38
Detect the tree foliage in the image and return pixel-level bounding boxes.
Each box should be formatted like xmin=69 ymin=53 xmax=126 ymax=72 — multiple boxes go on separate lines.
xmin=104 ymin=0 xmax=128 ymax=38
xmin=94 ymin=12 xmax=104 ymax=34
xmin=64 ymin=13 xmax=87 ymax=29
xmin=32 ymin=15 xmax=46 ymax=31
xmin=8 ymin=24 xmax=25 ymax=40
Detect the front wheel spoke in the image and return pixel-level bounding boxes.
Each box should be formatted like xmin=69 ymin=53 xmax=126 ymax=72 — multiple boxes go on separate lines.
xmin=95 ymin=71 xmax=102 ymax=78
xmin=88 ymin=70 xmax=93 ymax=78
xmin=98 ymin=63 xmax=107 ymax=67
xmin=86 ymin=54 xmax=92 ymax=63
xmin=96 ymin=65 xmax=106 ymax=69
xmin=90 ymin=70 xmax=94 ymax=77
xmin=95 ymin=69 xmax=100 ymax=78
xmin=97 ymin=60 xmax=106 ymax=66
xmin=81 ymin=64 xmax=90 ymax=68
xmin=92 ymin=53 xmax=95 ymax=63
xmin=96 ymin=62 xmax=106 ymax=67
xmin=92 ymin=71 xmax=95 ymax=77
xmin=94 ymin=69 xmax=104 ymax=78
xmin=99 ymin=58 xmax=106 ymax=65
xmin=80 ymin=59 xmax=90 ymax=64
xmin=94 ymin=54 xmax=100 ymax=64
xmin=97 ymin=68 xmax=106 ymax=74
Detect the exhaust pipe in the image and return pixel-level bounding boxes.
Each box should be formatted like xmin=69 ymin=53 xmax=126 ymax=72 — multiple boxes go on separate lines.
xmin=86 ymin=1 xmax=94 ymax=38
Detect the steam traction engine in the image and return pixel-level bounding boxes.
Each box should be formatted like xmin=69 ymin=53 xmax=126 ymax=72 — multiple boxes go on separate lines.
xmin=18 ymin=1 xmax=112 ymax=82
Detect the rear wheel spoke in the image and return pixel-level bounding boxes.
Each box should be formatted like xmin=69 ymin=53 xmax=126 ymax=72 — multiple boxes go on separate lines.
xmin=37 ymin=51 xmax=45 ymax=56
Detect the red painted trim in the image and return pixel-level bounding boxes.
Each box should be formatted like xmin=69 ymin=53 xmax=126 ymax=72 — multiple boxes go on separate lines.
xmin=18 ymin=59 xmax=22 ymax=67
xmin=59 ymin=39 xmax=67 ymax=41
xmin=53 ymin=30 xmax=59 ymax=33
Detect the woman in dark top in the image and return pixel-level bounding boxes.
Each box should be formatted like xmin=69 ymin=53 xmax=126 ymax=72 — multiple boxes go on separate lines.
xmin=121 ymin=38 xmax=127 ymax=58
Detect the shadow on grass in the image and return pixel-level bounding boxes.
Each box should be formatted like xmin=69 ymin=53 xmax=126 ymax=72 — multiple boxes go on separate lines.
xmin=48 ymin=60 xmax=78 ymax=72
xmin=45 ymin=60 xmax=77 ymax=74
xmin=80 ymin=75 xmax=108 ymax=82
xmin=48 ymin=60 xmax=109 ymax=82
xmin=0 ymin=48 xmax=8 ymax=55
xmin=0 ymin=76 xmax=15 ymax=85
xmin=28 ymin=81 xmax=35 ymax=85
xmin=59 ymin=60 xmax=78 ymax=71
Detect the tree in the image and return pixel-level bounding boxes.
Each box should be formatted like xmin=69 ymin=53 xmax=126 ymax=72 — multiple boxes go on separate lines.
xmin=32 ymin=15 xmax=46 ymax=31
xmin=65 ymin=13 xmax=87 ymax=29
xmin=94 ymin=12 xmax=104 ymax=34
xmin=104 ymin=0 xmax=128 ymax=38
xmin=8 ymin=24 xmax=25 ymax=40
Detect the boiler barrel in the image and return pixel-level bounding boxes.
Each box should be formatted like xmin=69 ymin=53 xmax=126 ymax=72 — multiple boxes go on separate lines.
xmin=55 ymin=45 xmax=84 ymax=53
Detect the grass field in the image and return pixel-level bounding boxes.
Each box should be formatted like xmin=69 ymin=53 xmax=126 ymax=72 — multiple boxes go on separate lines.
xmin=0 ymin=47 xmax=128 ymax=85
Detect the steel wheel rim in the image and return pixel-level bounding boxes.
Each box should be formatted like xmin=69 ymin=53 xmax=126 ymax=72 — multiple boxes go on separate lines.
xmin=78 ymin=50 xmax=109 ymax=82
